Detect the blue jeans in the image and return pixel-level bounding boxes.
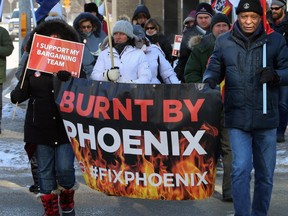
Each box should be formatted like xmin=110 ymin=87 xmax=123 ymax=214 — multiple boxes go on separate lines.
xmin=228 ymin=128 xmax=276 ymax=216
xmin=36 ymin=143 xmax=75 ymax=194
xmin=277 ymin=86 xmax=288 ymax=136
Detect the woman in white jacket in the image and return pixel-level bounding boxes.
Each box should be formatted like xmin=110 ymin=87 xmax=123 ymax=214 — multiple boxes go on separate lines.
xmin=133 ymin=25 xmax=180 ymax=84
xmin=90 ymin=20 xmax=152 ymax=83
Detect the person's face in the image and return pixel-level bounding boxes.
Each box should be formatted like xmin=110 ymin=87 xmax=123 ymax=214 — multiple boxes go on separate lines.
xmin=212 ymin=22 xmax=230 ymax=38
xmin=80 ymin=20 xmax=93 ymax=33
xmin=113 ymin=32 xmax=128 ymax=44
xmin=238 ymin=12 xmax=261 ymax=34
xmin=187 ymin=20 xmax=195 ymax=27
xmin=196 ymin=14 xmax=212 ymax=30
xmin=145 ymin=24 xmax=156 ymax=34
xmin=271 ymin=4 xmax=285 ymax=21
xmin=136 ymin=13 xmax=148 ymax=25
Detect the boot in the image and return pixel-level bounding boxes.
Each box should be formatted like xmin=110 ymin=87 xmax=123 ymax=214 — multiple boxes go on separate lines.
xmin=29 ymin=154 xmax=40 ymax=193
xmin=59 ymin=189 xmax=75 ymax=216
xmin=40 ymin=193 xmax=60 ymax=216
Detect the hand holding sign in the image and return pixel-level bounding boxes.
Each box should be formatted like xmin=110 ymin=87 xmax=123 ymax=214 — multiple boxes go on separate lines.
xmin=57 ymin=70 xmax=72 ymax=82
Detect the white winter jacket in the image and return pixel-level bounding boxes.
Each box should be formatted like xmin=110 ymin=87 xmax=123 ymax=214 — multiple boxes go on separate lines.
xmin=145 ymin=44 xmax=180 ymax=84
xmin=90 ymin=45 xmax=152 ymax=83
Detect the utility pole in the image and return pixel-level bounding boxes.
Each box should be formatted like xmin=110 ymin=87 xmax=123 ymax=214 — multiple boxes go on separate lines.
xmin=19 ymin=0 xmax=32 ymax=59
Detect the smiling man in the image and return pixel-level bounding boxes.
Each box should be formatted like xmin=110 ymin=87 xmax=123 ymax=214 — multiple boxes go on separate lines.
xmin=203 ymin=0 xmax=288 ymax=215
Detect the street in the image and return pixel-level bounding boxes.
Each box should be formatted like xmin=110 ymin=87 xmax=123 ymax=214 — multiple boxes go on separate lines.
xmin=0 ymin=35 xmax=288 ymax=216
xmin=0 ymin=169 xmax=287 ymax=216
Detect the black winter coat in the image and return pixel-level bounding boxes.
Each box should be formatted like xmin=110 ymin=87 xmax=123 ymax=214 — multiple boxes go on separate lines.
xmin=11 ymin=71 xmax=69 ymax=146
xmin=175 ymin=25 xmax=209 ymax=82
xmin=10 ymin=19 xmax=84 ymax=146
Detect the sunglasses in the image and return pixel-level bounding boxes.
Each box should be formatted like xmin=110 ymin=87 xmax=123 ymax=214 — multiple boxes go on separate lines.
xmin=271 ymin=5 xmax=284 ymax=10
xmin=81 ymin=25 xmax=92 ymax=29
xmin=146 ymin=27 xmax=155 ymax=30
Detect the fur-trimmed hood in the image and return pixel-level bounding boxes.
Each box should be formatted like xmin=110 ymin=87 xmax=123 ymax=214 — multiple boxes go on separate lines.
xmin=188 ymin=35 xmax=203 ymax=49
xmin=188 ymin=33 xmax=216 ymax=52
xmin=73 ymin=12 xmax=103 ymax=38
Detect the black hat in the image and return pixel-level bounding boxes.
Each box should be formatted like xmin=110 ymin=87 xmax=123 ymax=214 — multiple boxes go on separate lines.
xmin=196 ymin=3 xmax=214 ymax=17
xmin=84 ymin=3 xmax=98 ymax=13
xmin=210 ymin=13 xmax=231 ymax=30
xmin=236 ymin=0 xmax=263 ymax=16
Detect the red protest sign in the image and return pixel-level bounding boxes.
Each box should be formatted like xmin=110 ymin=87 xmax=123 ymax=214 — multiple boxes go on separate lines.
xmin=27 ymin=34 xmax=84 ymax=78
xmin=172 ymin=35 xmax=182 ymax=57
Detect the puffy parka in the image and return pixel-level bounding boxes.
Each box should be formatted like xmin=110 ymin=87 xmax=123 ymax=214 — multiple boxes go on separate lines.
xmin=203 ymin=21 xmax=288 ymax=131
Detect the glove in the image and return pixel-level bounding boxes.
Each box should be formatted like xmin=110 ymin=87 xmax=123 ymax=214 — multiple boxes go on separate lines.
xmin=204 ymin=78 xmax=217 ymax=89
xmin=258 ymin=67 xmax=280 ymax=85
xmin=103 ymin=67 xmax=120 ymax=82
xmin=57 ymin=70 xmax=71 ymax=82
xmin=10 ymin=89 xmax=29 ymax=104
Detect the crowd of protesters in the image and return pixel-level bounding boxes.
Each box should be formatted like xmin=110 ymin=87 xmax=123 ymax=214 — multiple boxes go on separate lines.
xmin=2 ymin=0 xmax=288 ymax=215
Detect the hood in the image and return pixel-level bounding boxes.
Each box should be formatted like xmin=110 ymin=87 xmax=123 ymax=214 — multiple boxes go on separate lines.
xmin=188 ymin=35 xmax=203 ymax=49
xmin=73 ymin=12 xmax=102 ymax=37
xmin=132 ymin=4 xmax=151 ymax=21
xmin=26 ymin=19 xmax=80 ymax=53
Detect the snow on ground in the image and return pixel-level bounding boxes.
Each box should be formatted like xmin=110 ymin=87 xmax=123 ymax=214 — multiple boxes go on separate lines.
xmin=1 ymin=99 xmax=288 ymax=172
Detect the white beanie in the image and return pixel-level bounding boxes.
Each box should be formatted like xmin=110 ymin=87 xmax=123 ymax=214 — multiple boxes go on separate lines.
xmin=112 ymin=20 xmax=135 ymax=39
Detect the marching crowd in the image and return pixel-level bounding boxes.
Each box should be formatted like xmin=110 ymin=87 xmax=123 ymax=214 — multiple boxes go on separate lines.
xmin=0 ymin=0 xmax=288 ymax=215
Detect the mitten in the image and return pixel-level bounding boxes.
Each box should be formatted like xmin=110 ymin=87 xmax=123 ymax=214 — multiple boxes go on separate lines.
xmin=203 ymin=78 xmax=217 ymax=89
xmin=258 ymin=67 xmax=280 ymax=85
xmin=10 ymin=89 xmax=29 ymax=104
xmin=103 ymin=67 xmax=120 ymax=82
xmin=57 ymin=70 xmax=71 ymax=82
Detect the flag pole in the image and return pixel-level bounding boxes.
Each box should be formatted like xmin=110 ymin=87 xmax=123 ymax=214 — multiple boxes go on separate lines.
xmin=104 ymin=0 xmax=114 ymax=68
xmin=30 ymin=0 xmax=37 ymax=27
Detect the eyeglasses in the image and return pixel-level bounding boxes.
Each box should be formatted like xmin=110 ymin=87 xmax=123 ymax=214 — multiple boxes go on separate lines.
xmin=80 ymin=25 xmax=92 ymax=29
xmin=271 ymin=5 xmax=284 ymax=10
xmin=146 ymin=26 xmax=155 ymax=30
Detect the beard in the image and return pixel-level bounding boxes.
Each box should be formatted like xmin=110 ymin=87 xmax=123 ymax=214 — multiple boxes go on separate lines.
xmin=272 ymin=10 xmax=284 ymax=21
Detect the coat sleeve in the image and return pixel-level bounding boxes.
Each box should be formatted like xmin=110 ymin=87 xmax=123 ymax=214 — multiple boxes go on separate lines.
xmin=184 ymin=48 xmax=203 ymax=83
xmin=10 ymin=71 xmax=31 ymax=104
xmin=90 ymin=50 xmax=108 ymax=81
xmin=157 ymin=50 xmax=180 ymax=84
xmin=202 ymin=40 xmax=224 ymax=84
xmin=273 ymin=35 xmax=288 ymax=85
xmin=0 ymin=27 xmax=14 ymax=58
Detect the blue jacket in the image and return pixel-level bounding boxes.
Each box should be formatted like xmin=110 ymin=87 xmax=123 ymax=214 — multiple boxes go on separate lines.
xmin=73 ymin=12 xmax=107 ymax=78
xmin=203 ymin=21 xmax=288 ymax=131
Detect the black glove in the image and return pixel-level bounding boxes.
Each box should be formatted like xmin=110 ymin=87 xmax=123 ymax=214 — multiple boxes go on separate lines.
xmin=10 ymin=89 xmax=29 ymax=104
xmin=57 ymin=70 xmax=71 ymax=82
xmin=204 ymin=78 xmax=217 ymax=89
xmin=258 ymin=67 xmax=280 ymax=85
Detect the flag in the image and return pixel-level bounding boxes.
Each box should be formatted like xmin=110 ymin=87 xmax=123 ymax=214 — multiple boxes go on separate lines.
xmin=35 ymin=0 xmax=60 ymax=23
xmin=212 ymin=0 xmax=233 ymax=15
xmin=260 ymin=0 xmax=274 ymax=34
